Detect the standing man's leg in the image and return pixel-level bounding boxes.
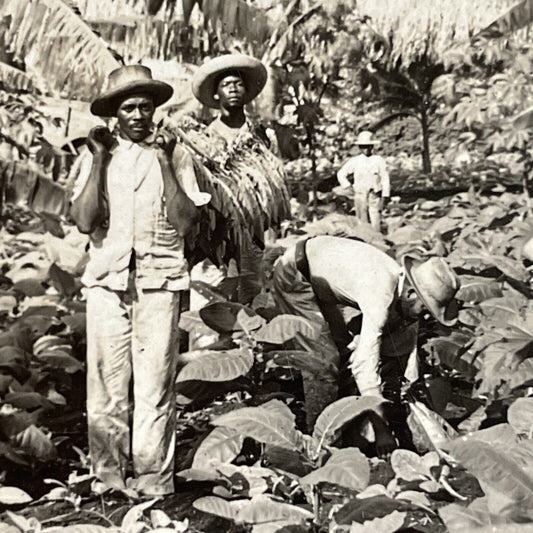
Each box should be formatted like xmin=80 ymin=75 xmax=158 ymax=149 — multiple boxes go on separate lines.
xmin=354 ymin=192 xmax=370 ymax=224
xmin=86 ymin=286 xmax=132 ymax=490
xmin=368 ymin=191 xmax=382 ymax=232
xmin=131 ymin=289 xmax=180 ymax=495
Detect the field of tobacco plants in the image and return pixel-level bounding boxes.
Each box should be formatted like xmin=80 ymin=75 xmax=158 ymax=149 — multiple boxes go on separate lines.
xmin=0 ymin=175 xmax=531 ymax=533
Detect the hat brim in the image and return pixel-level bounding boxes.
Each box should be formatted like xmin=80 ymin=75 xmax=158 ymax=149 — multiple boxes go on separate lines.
xmin=402 ymin=255 xmax=458 ymax=327
xmin=192 ymin=55 xmax=267 ymax=108
xmin=91 ymin=80 xmax=173 ymax=117
xmin=357 ymin=140 xmax=379 ymax=146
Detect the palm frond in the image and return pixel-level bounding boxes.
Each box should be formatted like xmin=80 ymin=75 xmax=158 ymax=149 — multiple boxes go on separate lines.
xmin=475 ymin=0 xmax=533 ymax=39
xmin=356 ymin=0 xmax=518 ymax=65
xmin=0 ymin=0 xmax=120 ymax=101
xmin=0 ymin=62 xmax=35 ymax=93
xmin=1 ymin=158 xmax=67 ymax=216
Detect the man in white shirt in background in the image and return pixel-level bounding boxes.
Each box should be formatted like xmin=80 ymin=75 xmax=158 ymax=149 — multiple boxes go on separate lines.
xmin=272 ymin=236 xmax=460 ymax=456
xmin=337 ymin=131 xmax=390 ymax=231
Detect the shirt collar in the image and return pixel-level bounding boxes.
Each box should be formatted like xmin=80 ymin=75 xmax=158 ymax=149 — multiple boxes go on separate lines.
xmin=115 ymin=128 xmax=157 ymax=150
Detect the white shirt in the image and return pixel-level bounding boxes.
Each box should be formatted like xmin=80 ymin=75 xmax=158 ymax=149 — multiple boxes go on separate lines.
xmin=337 ymin=154 xmax=390 ymax=197
xmin=305 ymin=236 xmax=402 ymax=397
xmin=71 ymin=138 xmax=208 ymax=291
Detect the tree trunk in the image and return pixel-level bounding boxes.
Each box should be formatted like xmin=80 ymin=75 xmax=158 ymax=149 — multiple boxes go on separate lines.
xmin=420 ymin=108 xmax=431 ymax=174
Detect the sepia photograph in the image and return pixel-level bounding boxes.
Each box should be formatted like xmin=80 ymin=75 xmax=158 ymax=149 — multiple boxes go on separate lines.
xmin=0 ymin=0 xmax=532 ymax=531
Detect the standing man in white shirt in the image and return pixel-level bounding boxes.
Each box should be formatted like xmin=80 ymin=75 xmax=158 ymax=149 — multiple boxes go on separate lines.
xmin=337 ymin=131 xmax=390 ymax=231
xmin=272 ymin=236 xmax=460 ymax=456
xmin=70 ymin=65 xmax=209 ymax=495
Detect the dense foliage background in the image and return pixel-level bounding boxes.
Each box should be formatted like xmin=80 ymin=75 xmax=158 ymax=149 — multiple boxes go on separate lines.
xmin=0 ymin=1 xmax=532 ymax=532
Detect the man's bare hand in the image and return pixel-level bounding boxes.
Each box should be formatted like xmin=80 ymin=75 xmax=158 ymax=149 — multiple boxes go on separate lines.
xmin=87 ymin=127 xmax=114 ymax=158
xmin=374 ymin=425 xmax=397 ymax=460
xmin=154 ymin=129 xmax=177 ymax=158
xmin=368 ymin=411 xmax=398 ymax=460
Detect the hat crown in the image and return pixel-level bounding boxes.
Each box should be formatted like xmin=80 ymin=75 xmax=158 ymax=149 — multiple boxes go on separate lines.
xmin=104 ymin=65 xmax=155 ymax=92
xmin=411 ymin=257 xmax=458 ymax=306
xmin=357 ymin=130 xmax=376 ymax=145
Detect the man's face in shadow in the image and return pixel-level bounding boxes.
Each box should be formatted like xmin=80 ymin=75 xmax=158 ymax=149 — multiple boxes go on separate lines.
xmin=216 ymin=73 xmax=247 ymax=111
xmin=116 ymin=93 xmax=155 ymax=142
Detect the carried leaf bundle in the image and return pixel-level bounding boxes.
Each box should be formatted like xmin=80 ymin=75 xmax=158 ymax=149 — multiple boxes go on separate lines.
xmin=165 ymin=114 xmax=291 ymax=267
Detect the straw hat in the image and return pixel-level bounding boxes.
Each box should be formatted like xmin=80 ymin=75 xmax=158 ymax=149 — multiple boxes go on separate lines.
xmin=191 ymin=54 xmax=267 ymax=109
xmin=356 ymin=130 xmax=379 ymax=146
xmin=402 ymin=255 xmax=460 ymax=327
xmin=91 ymin=65 xmax=173 ymax=117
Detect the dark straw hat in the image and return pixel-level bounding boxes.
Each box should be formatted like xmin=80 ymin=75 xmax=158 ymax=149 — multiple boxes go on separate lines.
xmin=191 ymin=54 xmax=267 ymax=109
xmin=91 ymin=65 xmax=173 ymax=117
xmin=402 ymin=255 xmax=460 ymax=327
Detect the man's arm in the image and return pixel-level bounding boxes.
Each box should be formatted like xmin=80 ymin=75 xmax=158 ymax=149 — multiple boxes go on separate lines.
xmin=337 ymin=159 xmax=354 ymax=189
xmin=349 ymin=300 xmax=397 ymax=458
xmin=155 ymin=131 xmax=199 ymax=237
xmin=349 ymin=313 xmax=385 ymax=398
xmin=70 ymin=127 xmax=112 ymax=234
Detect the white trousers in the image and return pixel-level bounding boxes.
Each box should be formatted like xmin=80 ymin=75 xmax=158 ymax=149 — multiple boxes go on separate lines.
xmin=354 ymin=190 xmax=382 ymax=231
xmin=86 ymin=286 xmax=180 ymax=495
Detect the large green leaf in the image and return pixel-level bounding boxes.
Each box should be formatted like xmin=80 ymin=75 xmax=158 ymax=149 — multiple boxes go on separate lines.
xmin=510 ymin=359 xmax=533 ymax=390
xmin=456 ymin=276 xmax=503 ymax=303
xmin=508 ymin=398 xmax=533 ymax=437
xmin=459 ymin=423 xmax=518 ymax=448
xmin=407 ymin=401 xmax=458 ymax=454
xmin=254 ymin=315 xmax=321 ymax=344
xmin=390 ymin=449 xmax=439 ymax=482
xmin=176 ymin=348 xmax=254 ymax=383
xmin=11 ymin=424 xmax=57 ymax=462
xmin=449 ymin=439 xmax=533 ymax=507
xmin=440 ymin=497 xmax=533 ymax=533
xmin=312 ymin=396 xmax=384 ymax=448
xmin=193 ymin=495 xmax=313 ymax=525
xmin=0 ymin=487 xmax=32 ymax=505
xmin=213 ymin=405 xmax=302 ymax=451
xmin=333 ymin=495 xmax=411 ymax=525
xmin=192 ymin=427 xmax=244 ymax=470
xmin=199 ymin=302 xmax=258 ymax=334
xmin=266 ymin=350 xmax=333 ymax=375
xmin=348 ymin=511 xmax=407 ymax=533
xmin=301 ymin=448 xmax=370 ymax=491
xmin=423 ymin=331 xmax=474 ymax=376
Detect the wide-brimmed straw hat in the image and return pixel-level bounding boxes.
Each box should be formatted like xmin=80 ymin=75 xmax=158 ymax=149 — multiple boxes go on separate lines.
xmin=191 ymin=54 xmax=267 ymax=108
xmin=91 ymin=65 xmax=173 ymax=117
xmin=356 ymin=130 xmax=379 ymax=146
xmin=402 ymin=255 xmax=460 ymax=327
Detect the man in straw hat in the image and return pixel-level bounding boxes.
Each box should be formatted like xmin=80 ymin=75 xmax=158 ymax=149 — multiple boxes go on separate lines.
xmin=337 ymin=130 xmax=390 ymax=231
xmin=70 ymin=65 xmax=209 ymax=495
xmin=272 ymin=235 xmax=460 ymax=456
xmin=191 ymin=53 xmax=270 ymax=146
xmin=184 ymin=54 xmax=284 ymax=349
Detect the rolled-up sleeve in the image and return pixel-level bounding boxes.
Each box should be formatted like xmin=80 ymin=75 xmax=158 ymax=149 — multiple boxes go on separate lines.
xmin=173 ymin=145 xmax=211 ymax=207
xmin=349 ymin=307 xmax=389 ymax=398
xmin=348 ymin=272 xmax=398 ymax=398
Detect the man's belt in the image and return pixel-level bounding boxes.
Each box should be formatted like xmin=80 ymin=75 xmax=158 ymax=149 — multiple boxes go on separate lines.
xmin=295 ymin=238 xmax=311 ymax=281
